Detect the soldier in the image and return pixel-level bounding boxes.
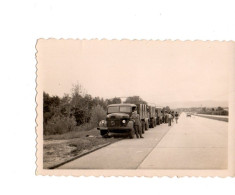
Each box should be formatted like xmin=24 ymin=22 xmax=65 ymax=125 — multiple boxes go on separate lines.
xmin=164 ymin=111 xmax=168 ymax=123
xmin=130 ymin=107 xmax=144 ymax=138
xmin=168 ymin=112 xmax=172 ymax=126
xmin=175 ymin=112 xmax=179 ymax=124
xmin=160 ymin=110 xmax=163 ymax=124
xmin=171 ymin=111 xmax=175 ymax=122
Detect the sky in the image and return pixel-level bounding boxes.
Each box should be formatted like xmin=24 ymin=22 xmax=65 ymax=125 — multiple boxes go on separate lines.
xmin=37 ymin=40 xmax=234 ymax=107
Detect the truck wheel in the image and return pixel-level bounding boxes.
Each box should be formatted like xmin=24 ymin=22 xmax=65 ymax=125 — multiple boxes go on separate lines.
xmin=142 ymin=122 xmax=145 ymax=134
xmin=150 ymin=119 xmax=154 ymax=128
xmin=129 ymin=128 xmax=135 ymax=139
xmin=100 ymin=130 xmax=108 ymax=138
xmin=145 ymin=121 xmax=149 ymax=130
xmin=157 ymin=119 xmax=160 ymax=125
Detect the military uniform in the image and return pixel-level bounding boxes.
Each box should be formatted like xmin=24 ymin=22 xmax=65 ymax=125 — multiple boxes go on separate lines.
xmin=165 ymin=113 xmax=168 ymax=123
xmin=130 ymin=111 xmax=143 ymax=138
xmin=168 ymin=113 xmax=172 ymax=126
xmin=175 ymin=112 xmax=179 ymax=123
xmin=171 ymin=112 xmax=175 ymax=122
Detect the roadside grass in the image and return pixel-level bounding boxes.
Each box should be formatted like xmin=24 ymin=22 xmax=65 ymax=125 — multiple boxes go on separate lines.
xmin=196 ymin=115 xmax=228 ymax=122
xmin=43 ymin=127 xmax=122 ymax=169
xmin=44 ymin=124 xmax=99 ymax=140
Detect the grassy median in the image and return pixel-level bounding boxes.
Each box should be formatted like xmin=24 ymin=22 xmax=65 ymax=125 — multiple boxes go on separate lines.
xmin=195 ymin=115 xmax=228 ymax=122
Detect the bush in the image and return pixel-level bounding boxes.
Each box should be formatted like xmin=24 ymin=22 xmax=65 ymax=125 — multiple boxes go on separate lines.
xmin=44 ymin=115 xmax=77 ymax=135
xmin=89 ymin=105 xmax=106 ymax=126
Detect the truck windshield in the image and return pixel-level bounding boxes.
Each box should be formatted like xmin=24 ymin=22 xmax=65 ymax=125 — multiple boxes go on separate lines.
xmin=120 ymin=106 xmax=132 ymax=113
xmin=108 ymin=106 xmax=132 ymax=113
xmin=108 ymin=106 xmax=119 ymax=113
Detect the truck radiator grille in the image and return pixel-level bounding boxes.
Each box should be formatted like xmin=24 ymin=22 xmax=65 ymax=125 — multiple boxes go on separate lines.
xmin=107 ymin=119 xmax=121 ymax=127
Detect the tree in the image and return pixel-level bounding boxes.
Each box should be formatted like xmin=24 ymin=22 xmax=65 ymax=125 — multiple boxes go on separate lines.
xmin=70 ymin=84 xmax=96 ymax=125
xmin=216 ymin=107 xmax=224 ymax=111
xmin=71 ymin=82 xmax=87 ymax=97
xmin=44 ymin=115 xmax=77 ymax=135
xmin=60 ymin=93 xmax=72 ymax=117
xmin=90 ymin=105 xmax=106 ymax=125
xmin=70 ymin=93 xmax=88 ymax=125
xmin=107 ymin=97 xmax=121 ymax=105
xmin=124 ymin=96 xmax=147 ymax=104
xmin=163 ymin=106 xmax=171 ymax=112
xmin=43 ymin=92 xmax=60 ymax=124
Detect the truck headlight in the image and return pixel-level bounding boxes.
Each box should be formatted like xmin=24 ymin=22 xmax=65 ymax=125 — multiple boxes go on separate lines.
xmin=122 ymin=120 xmax=126 ymax=123
xmin=99 ymin=120 xmax=107 ymax=127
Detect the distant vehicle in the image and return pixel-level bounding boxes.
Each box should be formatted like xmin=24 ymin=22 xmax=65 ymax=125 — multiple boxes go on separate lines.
xmin=187 ymin=113 xmax=191 ymax=117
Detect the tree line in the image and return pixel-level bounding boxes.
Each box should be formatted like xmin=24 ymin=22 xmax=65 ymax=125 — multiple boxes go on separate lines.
xmin=177 ymin=106 xmax=228 ymax=116
xmin=198 ymin=107 xmax=228 ymax=115
xmin=43 ymin=85 xmax=148 ymax=135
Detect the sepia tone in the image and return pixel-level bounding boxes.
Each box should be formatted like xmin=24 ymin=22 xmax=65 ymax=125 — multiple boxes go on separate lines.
xmin=36 ymin=39 xmax=235 ymax=176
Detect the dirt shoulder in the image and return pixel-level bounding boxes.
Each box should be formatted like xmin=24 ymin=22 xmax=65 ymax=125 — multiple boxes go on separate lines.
xmin=43 ymin=129 xmax=121 ymax=169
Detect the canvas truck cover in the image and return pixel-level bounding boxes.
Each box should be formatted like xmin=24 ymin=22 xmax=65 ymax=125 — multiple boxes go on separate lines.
xmin=136 ymin=104 xmax=148 ymax=120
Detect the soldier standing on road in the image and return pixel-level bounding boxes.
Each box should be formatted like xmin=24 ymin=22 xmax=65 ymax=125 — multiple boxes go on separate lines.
xmin=164 ymin=111 xmax=168 ymax=123
xmin=171 ymin=111 xmax=175 ymax=123
xmin=168 ymin=112 xmax=172 ymax=126
xmin=131 ymin=108 xmax=144 ymax=139
xmin=175 ymin=112 xmax=179 ymax=124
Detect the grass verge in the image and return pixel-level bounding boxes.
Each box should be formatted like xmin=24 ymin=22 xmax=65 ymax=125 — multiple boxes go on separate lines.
xmin=195 ymin=115 xmax=228 ymax=122
xmin=43 ymin=128 xmax=121 ymax=169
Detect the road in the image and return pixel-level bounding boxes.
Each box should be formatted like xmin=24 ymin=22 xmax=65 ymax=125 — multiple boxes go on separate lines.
xmin=58 ymin=113 xmax=228 ymax=169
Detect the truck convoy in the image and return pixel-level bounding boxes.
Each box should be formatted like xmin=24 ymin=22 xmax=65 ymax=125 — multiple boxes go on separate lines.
xmin=155 ymin=106 xmax=163 ymax=125
xmin=97 ymin=103 xmax=168 ymax=138
xmin=136 ymin=104 xmax=149 ymax=133
xmin=148 ymin=106 xmax=157 ymax=128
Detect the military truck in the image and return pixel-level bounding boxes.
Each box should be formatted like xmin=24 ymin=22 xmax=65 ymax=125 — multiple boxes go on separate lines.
xmin=136 ymin=103 xmax=149 ymax=133
xmin=97 ymin=103 xmax=151 ymax=138
xmin=148 ymin=106 xmax=157 ymax=128
xmin=155 ymin=107 xmax=163 ymax=125
xmin=97 ymin=104 xmax=137 ymax=138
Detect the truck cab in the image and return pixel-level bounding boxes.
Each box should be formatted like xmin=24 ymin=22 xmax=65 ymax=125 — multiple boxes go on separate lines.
xmin=97 ymin=104 xmax=137 ymax=138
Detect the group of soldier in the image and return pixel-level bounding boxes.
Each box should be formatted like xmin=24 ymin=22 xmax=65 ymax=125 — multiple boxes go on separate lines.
xmin=163 ymin=111 xmax=179 ymax=126
xmin=130 ymin=108 xmax=179 ymax=139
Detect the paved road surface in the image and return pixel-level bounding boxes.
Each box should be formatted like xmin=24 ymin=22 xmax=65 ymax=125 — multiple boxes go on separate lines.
xmin=58 ymin=113 xmax=227 ymax=169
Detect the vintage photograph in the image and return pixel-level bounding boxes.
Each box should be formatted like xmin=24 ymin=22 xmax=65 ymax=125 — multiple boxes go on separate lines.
xmin=36 ymin=40 xmax=234 ymax=176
